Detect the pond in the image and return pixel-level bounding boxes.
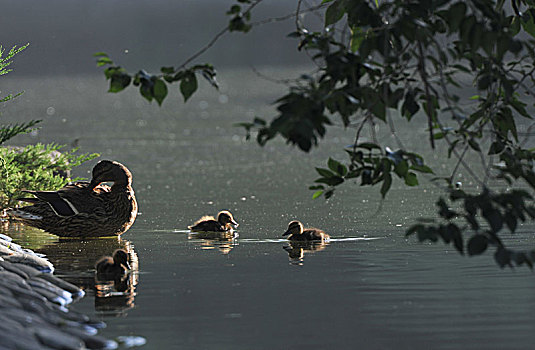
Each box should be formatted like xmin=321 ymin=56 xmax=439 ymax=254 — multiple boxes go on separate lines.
xmin=2 ymin=70 xmax=535 ymax=349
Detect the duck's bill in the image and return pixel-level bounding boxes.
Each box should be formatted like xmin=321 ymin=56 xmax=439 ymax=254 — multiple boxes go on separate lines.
xmin=231 ymin=221 xmax=239 ymax=228
xmin=282 ymin=230 xmax=291 ymax=236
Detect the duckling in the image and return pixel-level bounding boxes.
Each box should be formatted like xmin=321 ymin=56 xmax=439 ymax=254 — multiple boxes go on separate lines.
xmin=7 ymin=160 xmax=138 ymax=237
xmin=188 ymin=210 xmax=238 ymax=232
xmin=282 ymin=220 xmax=330 ymax=241
xmin=95 ymin=249 xmax=131 ymax=277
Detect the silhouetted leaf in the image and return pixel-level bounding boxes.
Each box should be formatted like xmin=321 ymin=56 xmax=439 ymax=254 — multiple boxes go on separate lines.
xmin=153 ymin=79 xmax=168 ymax=106
xmin=488 ymin=140 xmax=505 ymax=155
xmin=410 ymin=164 xmax=434 ymax=174
xmin=394 ymin=160 xmax=409 ymax=177
xmin=447 ymin=224 xmax=463 ymax=254
xmin=328 ymin=158 xmax=347 ymax=176
xmin=467 ymin=234 xmax=488 ymax=255
xmin=325 ymin=0 xmax=346 ymax=26
xmin=316 ymin=167 xmax=335 ymax=178
xmin=381 ymin=172 xmax=392 ymax=198
xmin=180 ymin=72 xmax=197 ymax=102
xmin=494 ymin=247 xmax=511 ymax=268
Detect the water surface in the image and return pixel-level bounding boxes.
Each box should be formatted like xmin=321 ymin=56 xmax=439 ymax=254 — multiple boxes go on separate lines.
xmin=3 ymin=70 xmax=535 ymax=349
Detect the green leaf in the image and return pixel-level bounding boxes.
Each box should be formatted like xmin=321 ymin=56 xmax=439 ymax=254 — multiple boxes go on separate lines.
xmin=381 ymin=172 xmax=392 ymax=198
xmin=108 ymin=71 xmax=132 ymax=93
xmin=325 ymin=0 xmax=346 ymax=26
xmin=312 ymin=190 xmax=324 ymax=199
xmin=410 ymin=164 xmax=434 ymax=174
xmin=96 ymin=57 xmax=113 ymax=67
xmin=153 ymin=79 xmax=168 ymax=106
xmin=328 ymin=158 xmax=347 ymax=176
xmin=394 ymin=160 xmax=409 ymax=177
xmin=180 ymin=72 xmax=198 ymax=102
xmin=357 ymin=142 xmax=381 ymax=151
xmin=316 ymin=167 xmax=335 ymax=178
xmin=350 ymin=26 xmax=365 ymax=52
xmin=468 ymin=139 xmax=481 ymax=152
xmin=315 ymin=176 xmax=344 ymax=186
xmin=521 ymin=12 xmax=535 ymax=38
xmin=404 ymin=172 xmax=418 ymax=186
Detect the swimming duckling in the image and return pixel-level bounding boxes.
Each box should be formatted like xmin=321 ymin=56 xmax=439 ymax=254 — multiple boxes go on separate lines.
xmin=282 ymin=220 xmax=330 ymax=242
xmin=95 ymin=249 xmax=131 ymax=277
xmin=188 ymin=210 xmax=238 ymax=232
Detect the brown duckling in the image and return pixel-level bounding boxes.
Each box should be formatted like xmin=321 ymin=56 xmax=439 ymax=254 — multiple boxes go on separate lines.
xmin=282 ymin=220 xmax=330 ymax=242
xmin=188 ymin=210 xmax=238 ymax=232
xmin=95 ymin=249 xmax=131 ymax=277
xmin=7 ymin=160 xmax=138 ymax=237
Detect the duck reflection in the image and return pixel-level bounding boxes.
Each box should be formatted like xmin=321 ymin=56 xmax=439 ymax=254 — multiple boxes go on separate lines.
xmin=283 ymin=240 xmax=329 ymax=266
xmin=94 ymin=248 xmax=138 ymax=316
xmin=28 ymin=236 xmax=139 ymax=315
xmin=187 ymin=231 xmax=238 ymax=255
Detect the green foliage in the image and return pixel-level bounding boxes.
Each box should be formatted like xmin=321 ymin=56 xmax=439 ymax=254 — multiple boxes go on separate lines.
xmin=0 ymin=44 xmax=41 ymax=146
xmin=0 ymin=43 xmax=28 ymax=105
xmin=309 ymin=146 xmax=433 ymax=199
xmin=94 ymin=53 xmax=217 ymax=105
xmin=227 ymin=0 xmax=253 ymax=33
xmin=0 ymin=120 xmax=41 ymax=146
xmin=0 ymin=44 xmax=29 ymax=76
xmin=0 ymin=144 xmax=99 ymax=210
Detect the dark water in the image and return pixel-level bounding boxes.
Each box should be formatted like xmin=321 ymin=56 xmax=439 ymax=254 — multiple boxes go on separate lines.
xmin=2 ymin=71 xmax=535 ymax=349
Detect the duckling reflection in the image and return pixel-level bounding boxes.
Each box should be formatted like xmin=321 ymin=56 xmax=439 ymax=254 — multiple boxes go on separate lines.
xmin=188 ymin=231 xmax=238 ymax=255
xmin=188 ymin=210 xmax=238 ymax=232
xmin=95 ymin=249 xmax=130 ymax=278
xmin=282 ymin=220 xmax=330 ymax=242
xmin=94 ymin=248 xmax=137 ymax=315
xmin=94 ymin=276 xmax=135 ymax=315
xmin=283 ymin=240 xmax=329 ymax=265
xmin=33 ymin=237 xmax=138 ymax=290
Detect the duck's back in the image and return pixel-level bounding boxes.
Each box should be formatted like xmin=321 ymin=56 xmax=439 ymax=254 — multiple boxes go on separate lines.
xmin=303 ymin=228 xmax=329 ymax=241
xmin=189 ymin=218 xmax=225 ymax=232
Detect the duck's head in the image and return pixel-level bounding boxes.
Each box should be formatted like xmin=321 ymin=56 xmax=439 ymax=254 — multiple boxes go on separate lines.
xmin=217 ymin=210 xmax=239 ymax=228
xmin=90 ymin=160 xmax=133 ymax=189
xmin=283 ymin=220 xmax=304 ymax=237
xmin=112 ymin=249 xmax=131 ymax=270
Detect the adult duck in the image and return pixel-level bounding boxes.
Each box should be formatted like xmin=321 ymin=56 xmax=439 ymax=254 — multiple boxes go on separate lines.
xmin=282 ymin=220 xmax=330 ymax=242
xmin=7 ymin=160 xmax=137 ymax=237
xmin=188 ymin=210 xmax=238 ymax=232
xmin=95 ymin=249 xmax=131 ymax=277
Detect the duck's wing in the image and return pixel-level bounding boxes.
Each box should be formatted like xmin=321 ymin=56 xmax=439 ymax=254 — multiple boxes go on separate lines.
xmin=21 ymin=190 xmax=80 ymax=217
xmin=21 ymin=181 xmax=94 ymax=217
xmin=303 ymin=228 xmax=327 ymax=240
